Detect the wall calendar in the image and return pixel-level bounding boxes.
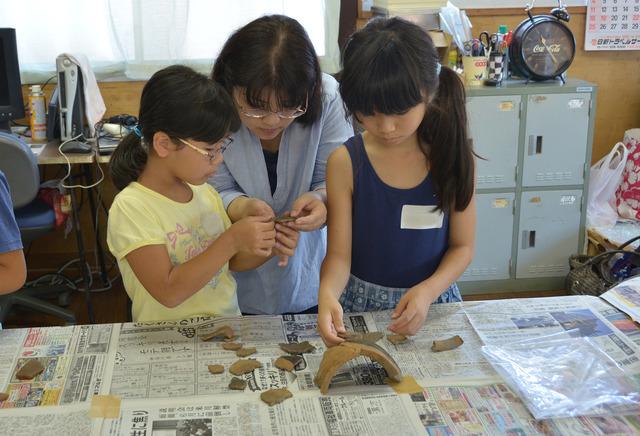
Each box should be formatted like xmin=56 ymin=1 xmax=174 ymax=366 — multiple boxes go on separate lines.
xmin=585 ymin=0 xmax=640 ymax=50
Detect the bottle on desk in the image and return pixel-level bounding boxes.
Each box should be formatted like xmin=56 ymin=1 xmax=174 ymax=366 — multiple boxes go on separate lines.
xmin=29 ymin=85 xmax=47 ymax=142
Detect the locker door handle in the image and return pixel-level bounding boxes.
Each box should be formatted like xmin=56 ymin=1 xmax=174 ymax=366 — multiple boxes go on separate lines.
xmin=521 ymin=230 xmax=536 ymax=249
xmin=528 ymin=135 xmax=543 ymax=155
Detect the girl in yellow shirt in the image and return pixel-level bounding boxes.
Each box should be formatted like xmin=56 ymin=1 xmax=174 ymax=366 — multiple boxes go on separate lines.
xmin=107 ymin=65 xmax=296 ymax=322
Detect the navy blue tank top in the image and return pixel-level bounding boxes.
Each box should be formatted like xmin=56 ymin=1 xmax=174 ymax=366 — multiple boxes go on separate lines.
xmin=346 ymin=134 xmax=449 ymax=288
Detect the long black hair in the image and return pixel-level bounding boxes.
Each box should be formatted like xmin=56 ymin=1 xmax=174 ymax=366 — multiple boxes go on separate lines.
xmin=109 ymin=65 xmax=240 ymax=190
xmin=339 ymin=17 xmax=474 ymax=212
xmin=212 ymin=14 xmax=323 ymax=126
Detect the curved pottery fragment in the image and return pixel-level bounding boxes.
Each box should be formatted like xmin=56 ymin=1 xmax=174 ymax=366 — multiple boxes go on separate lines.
xmin=313 ymin=341 xmax=402 ymax=394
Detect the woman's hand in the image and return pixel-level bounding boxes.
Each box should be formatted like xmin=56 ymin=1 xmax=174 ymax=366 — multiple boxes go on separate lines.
xmin=273 ymin=222 xmax=300 ymax=267
xmin=290 ymin=191 xmax=327 ymax=231
xmin=388 ymin=286 xmax=432 ymax=336
xmin=243 ymin=198 xmax=275 ymax=220
xmin=317 ymin=294 xmax=346 ymax=346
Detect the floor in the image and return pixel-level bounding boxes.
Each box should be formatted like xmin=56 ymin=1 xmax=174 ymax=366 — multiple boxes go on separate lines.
xmin=2 ymin=277 xmax=568 ymax=329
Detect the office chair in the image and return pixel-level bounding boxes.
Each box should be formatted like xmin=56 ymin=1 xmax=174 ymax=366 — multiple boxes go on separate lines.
xmin=0 ymin=131 xmax=76 ymax=324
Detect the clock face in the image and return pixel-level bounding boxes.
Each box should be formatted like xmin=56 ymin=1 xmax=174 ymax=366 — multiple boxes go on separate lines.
xmin=521 ymin=20 xmax=575 ymax=78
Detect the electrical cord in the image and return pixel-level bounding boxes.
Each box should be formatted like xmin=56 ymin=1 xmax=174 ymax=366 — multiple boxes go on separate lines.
xmin=58 ymin=134 xmax=105 ymax=189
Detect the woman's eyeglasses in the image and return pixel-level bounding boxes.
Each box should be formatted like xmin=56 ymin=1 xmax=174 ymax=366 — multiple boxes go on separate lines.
xmin=236 ymin=95 xmax=308 ymax=119
xmin=178 ymin=137 xmax=233 ymax=162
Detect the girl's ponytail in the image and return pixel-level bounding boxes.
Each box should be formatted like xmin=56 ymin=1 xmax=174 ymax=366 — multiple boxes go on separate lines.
xmin=421 ymin=65 xmax=475 ymax=212
xmin=109 ymin=131 xmax=148 ymax=191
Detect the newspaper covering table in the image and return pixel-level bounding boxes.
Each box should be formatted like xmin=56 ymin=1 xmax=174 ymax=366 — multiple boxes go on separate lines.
xmin=0 ymin=296 xmax=639 ymax=435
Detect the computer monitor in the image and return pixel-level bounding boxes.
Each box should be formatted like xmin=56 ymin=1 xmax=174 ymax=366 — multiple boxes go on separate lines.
xmin=0 ymin=28 xmax=25 ymax=132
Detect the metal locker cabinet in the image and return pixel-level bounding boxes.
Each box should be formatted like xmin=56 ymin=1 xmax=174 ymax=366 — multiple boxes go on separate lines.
xmin=460 ymin=193 xmax=514 ymax=281
xmin=467 ymin=96 xmax=520 ymax=189
xmin=516 ymin=190 xmax=582 ymax=279
xmin=522 ymin=93 xmax=590 ymax=187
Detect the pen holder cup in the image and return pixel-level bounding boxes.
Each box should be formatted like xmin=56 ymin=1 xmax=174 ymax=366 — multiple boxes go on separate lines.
xmin=462 ymin=56 xmax=488 ymax=86
xmin=487 ymin=52 xmax=507 ymax=84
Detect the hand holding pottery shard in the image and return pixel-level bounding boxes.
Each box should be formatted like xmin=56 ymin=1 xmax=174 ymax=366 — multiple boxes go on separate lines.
xmin=314 ymin=341 xmax=402 ymax=394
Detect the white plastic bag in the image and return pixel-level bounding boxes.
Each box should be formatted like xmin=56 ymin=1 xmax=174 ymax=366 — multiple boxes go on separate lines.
xmin=587 ymin=142 xmax=628 ymax=228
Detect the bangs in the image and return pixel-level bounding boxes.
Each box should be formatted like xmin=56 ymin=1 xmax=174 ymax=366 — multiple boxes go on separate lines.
xmin=243 ymin=70 xmax=311 ymax=111
xmin=341 ymin=44 xmax=424 ymax=116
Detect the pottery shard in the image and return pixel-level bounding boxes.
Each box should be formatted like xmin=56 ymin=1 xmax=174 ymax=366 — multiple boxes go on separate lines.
xmin=207 ymin=364 xmax=224 ymax=374
xmin=229 ymin=359 xmax=263 ymax=376
xmin=386 ymin=334 xmax=408 ymax=345
xmin=236 ymin=347 xmax=257 ymax=357
xmin=228 ymin=377 xmax=247 ymax=391
xmin=260 ymin=388 xmax=293 ymax=406
xmin=222 ymin=342 xmax=243 ymax=351
xmin=274 ymin=357 xmax=295 ymax=372
xmin=338 ymin=331 xmax=384 ymax=344
xmin=314 ymin=341 xmax=402 ymax=395
xmin=16 ymin=359 xmax=45 ymax=380
xmin=431 ymin=335 xmax=464 ymax=352
xmin=280 ymin=355 xmax=304 ymax=368
xmin=0 ymin=392 xmax=8 ymax=401
xmin=278 ymin=341 xmax=316 ymax=355
xmin=200 ymin=325 xmax=235 ymax=342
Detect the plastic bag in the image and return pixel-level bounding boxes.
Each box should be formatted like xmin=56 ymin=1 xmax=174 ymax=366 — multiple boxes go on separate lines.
xmin=481 ymin=334 xmax=640 ymax=419
xmin=616 ymin=128 xmax=640 ymax=220
xmin=587 ymin=142 xmax=628 ymax=228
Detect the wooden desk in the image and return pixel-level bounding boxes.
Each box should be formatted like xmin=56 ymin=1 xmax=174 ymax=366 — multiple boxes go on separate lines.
xmin=36 ymin=140 xmax=95 ymax=165
xmin=0 ymin=296 xmax=639 ymax=434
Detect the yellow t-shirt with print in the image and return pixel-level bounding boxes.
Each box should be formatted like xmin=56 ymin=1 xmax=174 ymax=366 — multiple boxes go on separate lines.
xmin=107 ymin=182 xmax=240 ymax=322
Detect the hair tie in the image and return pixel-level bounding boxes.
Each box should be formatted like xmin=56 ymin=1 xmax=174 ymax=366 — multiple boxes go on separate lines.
xmin=132 ymin=125 xmax=143 ymax=138
xmin=436 ymin=62 xmax=442 ymax=76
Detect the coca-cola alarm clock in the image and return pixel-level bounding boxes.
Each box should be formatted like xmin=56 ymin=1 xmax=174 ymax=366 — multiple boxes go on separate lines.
xmin=509 ymin=1 xmax=576 ymax=82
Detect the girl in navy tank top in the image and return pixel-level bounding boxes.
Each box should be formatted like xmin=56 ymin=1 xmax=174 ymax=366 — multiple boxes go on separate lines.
xmin=318 ymin=17 xmax=477 ymax=345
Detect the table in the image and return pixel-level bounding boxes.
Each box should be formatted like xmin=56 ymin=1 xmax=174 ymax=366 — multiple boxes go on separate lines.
xmin=0 ymin=295 xmax=639 ymax=435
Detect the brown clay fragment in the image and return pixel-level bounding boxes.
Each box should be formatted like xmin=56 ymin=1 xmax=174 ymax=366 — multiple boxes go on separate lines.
xmin=274 ymin=357 xmax=295 ymax=372
xmin=207 ymin=364 xmax=224 ymax=374
xmin=387 ymin=334 xmax=408 ymax=345
xmin=236 ymin=347 xmax=257 ymax=357
xmin=279 ymin=341 xmax=316 ymax=355
xmin=260 ymin=388 xmax=293 ymax=406
xmin=224 ymin=336 xmax=238 ymax=342
xmin=280 ymin=355 xmax=303 ymax=368
xmin=0 ymin=392 xmax=8 ymax=401
xmin=228 ymin=377 xmax=247 ymax=391
xmin=431 ymin=335 xmax=464 ymax=352
xmin=314 ymin=341 xmax=402 ymax=394
xmin=200 ymin=325 xmax=235 ymax=342
xmin=229 ymin=359 xmax=263 ymax=375
xmin=338 ymin=331 xmax=384 ymax=343
xmin=16 ymin=359 xmax=45 ymax=380
xmin=222 ymin=342 xmax=243 ymax=351
xmin=273 ymin=215 xmax=296 ymax=224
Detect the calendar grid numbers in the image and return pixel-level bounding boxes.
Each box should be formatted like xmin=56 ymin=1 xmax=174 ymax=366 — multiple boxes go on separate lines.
xmin=586 ymin=0 xmax=640 ymax=50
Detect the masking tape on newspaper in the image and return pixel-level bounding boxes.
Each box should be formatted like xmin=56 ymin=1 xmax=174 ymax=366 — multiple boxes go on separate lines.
xmin=386 ymin=375 xmax=424 ymax=394
xmin=90 ymin=395 xmax=121 ymax=418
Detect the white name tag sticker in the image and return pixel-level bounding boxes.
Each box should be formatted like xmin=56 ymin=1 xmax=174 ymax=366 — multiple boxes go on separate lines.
xmin=400 ymin=205 xmax=444 ymax=230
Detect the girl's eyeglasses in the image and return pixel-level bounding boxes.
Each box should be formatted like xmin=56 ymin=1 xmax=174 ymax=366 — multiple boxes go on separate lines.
xmin=177 ymin=137 xmax=233 ymax=162
xmin=236 ymin=95 xmax=308 ymax=119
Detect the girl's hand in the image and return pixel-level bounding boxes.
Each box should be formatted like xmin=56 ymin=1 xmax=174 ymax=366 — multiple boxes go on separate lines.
xmin=388 ymin=286 xmax=432 ymax=336
xmin=273 ymin=222 xmax=300 ymax=267
xmin=290 ymin=191 xmax=327 ymax=231
xmin=230 ymin=216 xmax=276 ymax=257
xmin=317 ymin=294 xmax=346 ymax=346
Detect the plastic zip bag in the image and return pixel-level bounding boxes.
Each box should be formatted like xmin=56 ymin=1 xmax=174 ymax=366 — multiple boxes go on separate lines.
xmin=481 ymin=332 xmax=640 ymax=419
